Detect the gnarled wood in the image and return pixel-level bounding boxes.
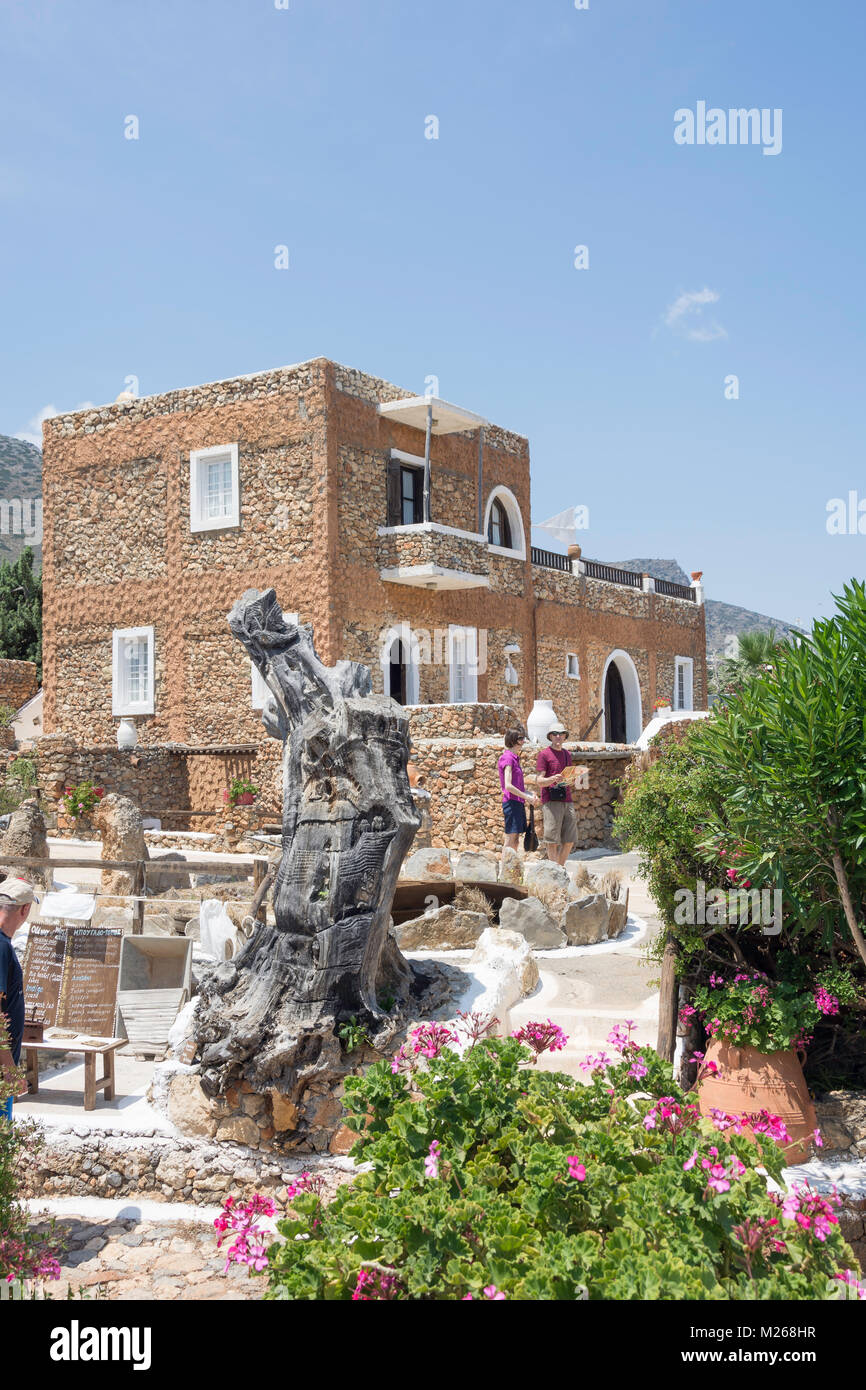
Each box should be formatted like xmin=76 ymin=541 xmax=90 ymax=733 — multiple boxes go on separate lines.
xmin=193 ymin=589 xmax=420 ymax=1102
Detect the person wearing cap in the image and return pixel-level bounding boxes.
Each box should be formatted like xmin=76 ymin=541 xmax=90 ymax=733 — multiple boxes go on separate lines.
xmin=0 ymin=879 xmax=37 ymax=1123
xmin=536 ymin=724 xmax=577 ymax=866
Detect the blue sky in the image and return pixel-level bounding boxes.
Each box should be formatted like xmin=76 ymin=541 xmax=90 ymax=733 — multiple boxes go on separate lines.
xmin=1 ymin=0 xmax=863 ymax=627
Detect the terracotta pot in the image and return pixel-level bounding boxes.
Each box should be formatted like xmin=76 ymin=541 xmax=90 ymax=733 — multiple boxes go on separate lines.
xmin=237 ymin=792 xmax=255 ymax=805
xmin=698 ymin=1039 xmax=817 ymax=1164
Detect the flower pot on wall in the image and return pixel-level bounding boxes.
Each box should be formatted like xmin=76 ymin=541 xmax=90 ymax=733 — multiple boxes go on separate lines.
xmin=527 ymin=699 xmax=558 ymax=744
xmin=698 ymin=1039 xmax=818 ymax=1165
xmin=117 ymin=718 xmax=138 ymax=750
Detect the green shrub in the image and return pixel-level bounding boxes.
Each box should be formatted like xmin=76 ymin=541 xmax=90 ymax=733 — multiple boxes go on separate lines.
xmin=0 ymin=1022 xmax=62 ymax=1284
xmin=220 ymin=1027 xmax=861 ymax=1301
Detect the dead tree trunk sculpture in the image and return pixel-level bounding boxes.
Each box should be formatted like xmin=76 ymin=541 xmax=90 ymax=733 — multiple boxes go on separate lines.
xmin=194 ymin=588 xmax=420 ymax=1104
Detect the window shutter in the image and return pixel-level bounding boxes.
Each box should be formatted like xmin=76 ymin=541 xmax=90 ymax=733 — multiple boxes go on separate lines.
xmin=386 ymin=459 xmax=402 ymax=526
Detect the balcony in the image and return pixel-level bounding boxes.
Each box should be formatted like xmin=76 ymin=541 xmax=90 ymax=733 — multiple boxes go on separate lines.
xmin=377 ymin=523 xmax=490 ymax=591
xmin=531 ymin=548 xmax=698 ymax=602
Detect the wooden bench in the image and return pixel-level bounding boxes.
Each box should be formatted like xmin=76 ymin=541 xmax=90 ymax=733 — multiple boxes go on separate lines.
xmin=24 ymin=1035 xmax=126 ymax=1111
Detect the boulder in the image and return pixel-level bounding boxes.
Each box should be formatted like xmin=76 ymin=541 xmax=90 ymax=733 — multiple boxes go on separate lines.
xmin=395 ymin=905 xmax=489 ymax=951
xmin=90 ymin=905 xmax=134 ymax=933
xmin=92 ymin=793 xmax=148 ymax=894
xmin=453 ymin=851 xmax=499 ymax=883
xmin=468 ymin=927 xmax=540 ymax=1034
xmin=498 ymin=847 xmax=525 ymax=887
xmin=0 ymin=798 xmax=50 ymax=890
xmin=523 ymin=861 xmax=574 ymax=897
xmin=499 ymin=894 xmax=566 ymax=949
xmin=607 ymin=901 xmax=629 ymax=938
xmin=562 ymin=893 xmax=610 ymax=945
xmin=139 ymin=913 xmax=173 ymax=937
xmin=401 ymin=846 xmax=454 ymax=882
xmin=147 ymin=851 xmax=192 ymax=895
xmin=166 ymin=1070 xmax=218 ymax=1139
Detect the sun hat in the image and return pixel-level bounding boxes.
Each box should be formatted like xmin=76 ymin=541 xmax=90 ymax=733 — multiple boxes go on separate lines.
xmin=0 ymin=878 xmax=39 ymax=905
xmin=547 ymin=723 xmax=569 ymax=739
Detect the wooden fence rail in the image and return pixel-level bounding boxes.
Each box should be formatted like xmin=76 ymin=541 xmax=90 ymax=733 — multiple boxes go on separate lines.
xmin=0 ymin=853 xmax=271 ymax=935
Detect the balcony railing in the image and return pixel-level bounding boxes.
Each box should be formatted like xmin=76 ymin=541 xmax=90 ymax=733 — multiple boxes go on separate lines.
xmin=530 ymin=546 xmax=571 ymax=572
xmin=654 ymin=577 xmax=697 ymax=602
xmin=582 ymin=559 xmax=643 ymax=589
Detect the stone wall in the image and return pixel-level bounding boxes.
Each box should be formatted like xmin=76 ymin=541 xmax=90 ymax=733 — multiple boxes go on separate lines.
xmin=36 ymin=732 xmax=283 ymax=832
xmin=21 ymin=1124 xmax=355 ymax=1209
xmin=0 ymin=659 xmax=38 ymax=711
xmin=409 ymin=736 xmax=632 ymax=851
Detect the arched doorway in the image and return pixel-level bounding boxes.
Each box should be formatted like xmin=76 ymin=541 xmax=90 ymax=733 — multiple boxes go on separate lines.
xmin=600 ymin=650 xmax=643 ymax=743
xmin=380 ymin=625 xmax=420 ymax=705
xmin=604 ymin=662 xmax=626 ymax=743
xmin=389 ymin=638 xmax=408 ymax=704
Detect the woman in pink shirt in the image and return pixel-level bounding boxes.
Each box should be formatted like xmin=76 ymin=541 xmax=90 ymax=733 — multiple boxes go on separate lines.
xmin=497 ymin=728 xmax=537 ymax=855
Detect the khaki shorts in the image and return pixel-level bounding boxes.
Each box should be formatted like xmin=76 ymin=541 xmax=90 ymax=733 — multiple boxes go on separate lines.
xmin=542 ymin=800 xmax=578 ymax=845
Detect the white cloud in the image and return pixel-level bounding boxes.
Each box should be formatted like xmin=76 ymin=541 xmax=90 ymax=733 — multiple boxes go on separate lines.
xmin=15 ymin=401 xmax=96 ymax=448
xmin=662 ymin=288 xmax=727 ymax=342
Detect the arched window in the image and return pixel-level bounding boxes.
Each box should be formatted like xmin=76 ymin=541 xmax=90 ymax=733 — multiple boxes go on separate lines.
xmin=483 ymin=486 xmax=526 ymax=558
xmin=487 ymin=498 xmax=512 ymax=550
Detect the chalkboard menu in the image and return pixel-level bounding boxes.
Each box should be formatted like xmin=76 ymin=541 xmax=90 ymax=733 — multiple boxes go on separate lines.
xmin=23 ymin=926 xmax=123 ymax=1037
xmin=22 ymin=926 xmax=67 ymax=1026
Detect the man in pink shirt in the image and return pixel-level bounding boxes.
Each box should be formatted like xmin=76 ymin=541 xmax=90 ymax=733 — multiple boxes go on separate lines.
xmin=536 ymin=723 xmax=577 ymax=865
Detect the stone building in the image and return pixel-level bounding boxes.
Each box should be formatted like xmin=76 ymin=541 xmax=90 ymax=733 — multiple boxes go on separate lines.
xmin=40 ymin=358 xmax=706 ymax=839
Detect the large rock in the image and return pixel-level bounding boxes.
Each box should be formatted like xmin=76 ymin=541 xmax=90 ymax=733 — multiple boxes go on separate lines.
xmin=523 ymin=861 xmax=574 ymax=896
xmin=401 ymin=846 xmax=454 ymax=882
xmin=607 ymin=901 xmax=629 ymax=938
xmin=468 ymin=927 xmax=540 ymax=1033
xmin=147 ymin=851 xmax=192 ymax=895
xmin=0 ymin=798 xmax=50 ymax=890
xmin=499 ymin=894 xmax=566 ymax=949
xmin=166 ymin=1070 xmax=218 ymax=1139
xmin=562 ymin=893 xmax=610 ymax=945
xmin=453 ymin=851 xmax=499 ymax=883
xmin=91 ymin=905 xmax=134 ymax=933
xmin=395 ymin=905 xmax=489 ymax=951
xmin=92 ymin=793 xmax=148 ymax=895
xmin=498 ymin=847 xmax=525 ymax=887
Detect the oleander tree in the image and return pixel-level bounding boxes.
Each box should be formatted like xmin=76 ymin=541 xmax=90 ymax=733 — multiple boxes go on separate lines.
xmin=615 ymin=581 xmax=866 ymax=1085
xmin=690 ymin=581 xmax=866 ymax=975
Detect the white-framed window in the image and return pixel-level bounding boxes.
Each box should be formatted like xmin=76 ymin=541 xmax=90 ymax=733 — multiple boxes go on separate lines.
xmin=674 ymin=656 xmax=694 ymax=711
xmin=566 ymin=653 xmax=580 ymax=680
xmin=250 ymin=613 xmax=297 ymax=708
xmin=112 ymin=626 xmax=154 ymax=715
xmin=483 ymin=485 xmax=526 ymax=559
xmin=448 ymin=624 xmax=479 ymax=704
xmin=190 ymin=444 xmax=240 ymax=532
